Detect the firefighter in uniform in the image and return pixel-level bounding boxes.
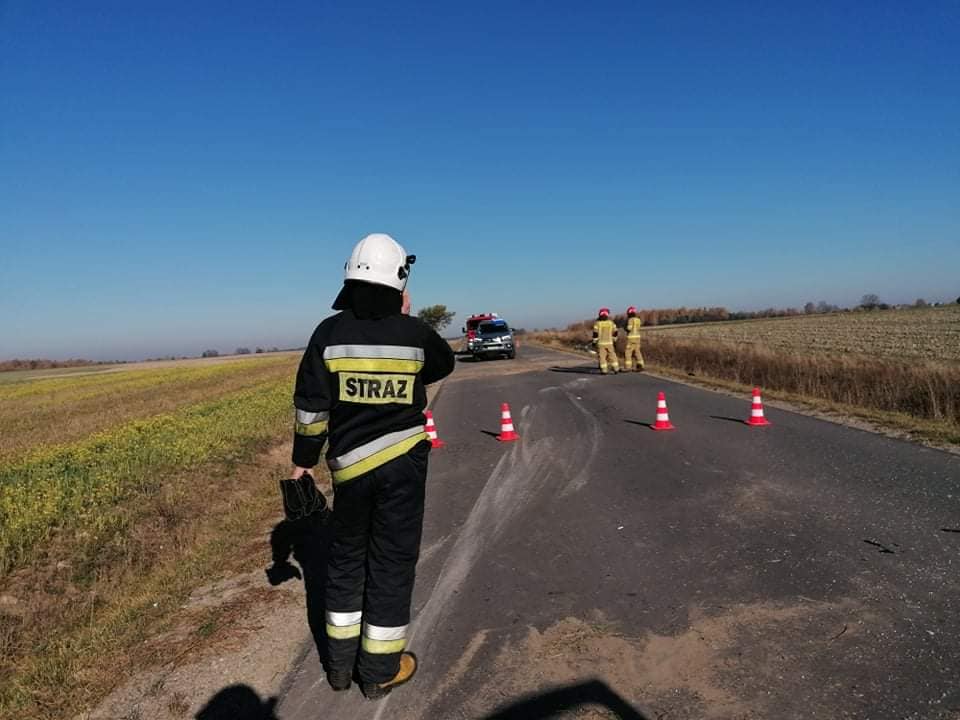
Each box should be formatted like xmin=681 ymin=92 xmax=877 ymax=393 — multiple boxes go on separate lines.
xmin=290 ymin=233 xmax=455 ymax=700
xmin=623 ymin=305 xmax=645 ymax=371
xmin=592 ymin=308 xmax=620 ymax=374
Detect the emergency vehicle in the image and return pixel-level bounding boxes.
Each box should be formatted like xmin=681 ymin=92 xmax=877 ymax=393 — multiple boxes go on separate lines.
xmin=462 ymin=313 xmax=498 ymax=353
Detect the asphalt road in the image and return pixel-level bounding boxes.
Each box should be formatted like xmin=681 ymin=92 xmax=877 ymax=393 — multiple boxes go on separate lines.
xmin=278 ymin=344 xmax=960 ymax=720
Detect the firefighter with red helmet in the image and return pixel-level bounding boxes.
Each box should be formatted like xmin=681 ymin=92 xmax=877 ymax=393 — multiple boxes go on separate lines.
xmin=624 ymin=306 xmax=645 ymax=371
xmin=592 ymin=308 xmax=620 ymax=374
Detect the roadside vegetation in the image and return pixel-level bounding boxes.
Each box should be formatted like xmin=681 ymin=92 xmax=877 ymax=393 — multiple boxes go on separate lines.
xmin=0 ymin=355 xmax=303 ymax=720
xmin=0 ymin=358 xmax=295 ymax=463
xmin=530 ymin=304 xmax=960 ymax=444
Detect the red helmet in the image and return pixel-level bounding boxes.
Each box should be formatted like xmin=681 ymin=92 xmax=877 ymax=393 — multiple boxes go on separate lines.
xmin=627 ymin=306 xmax=637 ymax=315
xmin=598 ymin=308 xmax=610 ymax=318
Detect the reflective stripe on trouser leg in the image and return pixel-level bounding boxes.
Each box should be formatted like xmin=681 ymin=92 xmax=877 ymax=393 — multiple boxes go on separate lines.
xmin=362 ymin=622 xmax=408 ymax=654
xmin=625 ymin=343 xmax=642 ymax=370
xmin=326 ymin=609 xmax=362 ymax=639
xmin=357 ymin=441 xmax=429 ymax=684
xmin=324 ymin=474 xmax=375 ymax=673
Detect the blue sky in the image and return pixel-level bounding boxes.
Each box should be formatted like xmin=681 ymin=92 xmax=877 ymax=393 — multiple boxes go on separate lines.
xmin=1 ymin=1 xmax=958 ymax=360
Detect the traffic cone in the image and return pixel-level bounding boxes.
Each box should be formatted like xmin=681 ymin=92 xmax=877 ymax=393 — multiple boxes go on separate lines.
xmin=651 ymin=391 xmax=676 ymax=431
xmin=424 ymin=410 xmax=445 ymax=448
xmin=497 ymin=403 xmax=520 ymax=442
xmin=746 ymin=387 xmax=771 ymax=427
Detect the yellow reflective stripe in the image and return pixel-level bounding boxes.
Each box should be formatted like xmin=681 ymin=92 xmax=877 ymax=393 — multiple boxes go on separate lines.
xmin=325 ymin=358 xmax=424 ymax=373
xmin=362 ymin=637 xmax=407 ymax=654
xmin=595 ymin=320 xmax=616 ymax=343
xmin=331 ymin=432 xmax=428 ymax=484
xmin=326 ymin=623 xmax=362 ymax=639
xmin=295 ymin=420 xmax=329 ymax=436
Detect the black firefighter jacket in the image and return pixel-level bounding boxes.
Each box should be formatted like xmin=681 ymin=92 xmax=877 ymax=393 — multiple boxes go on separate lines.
xmin=292 ymin=310 xmax=455 ymax=484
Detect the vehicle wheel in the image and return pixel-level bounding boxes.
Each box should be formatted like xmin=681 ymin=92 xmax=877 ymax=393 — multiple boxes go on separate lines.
xmin=508 ymin=351 xmax=516 ymax=359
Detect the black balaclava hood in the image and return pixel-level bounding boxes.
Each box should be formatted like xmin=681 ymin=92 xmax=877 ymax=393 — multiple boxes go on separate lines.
xmin=332 ymin=280 xmax=402 ymax=320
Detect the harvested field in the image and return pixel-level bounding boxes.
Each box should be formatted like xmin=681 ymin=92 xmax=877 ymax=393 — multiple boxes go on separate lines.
xmin=643 ymin=305 xmax=960 ymax=361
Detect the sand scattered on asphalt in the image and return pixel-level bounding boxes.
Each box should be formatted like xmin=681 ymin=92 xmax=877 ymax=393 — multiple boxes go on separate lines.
xmin=469 ymin=598 xmax=865 ymax=720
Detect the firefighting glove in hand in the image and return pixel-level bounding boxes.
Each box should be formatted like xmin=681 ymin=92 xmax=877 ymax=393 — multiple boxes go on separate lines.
xmin=266 ymin=560 xmax=302 ymax=586
xmin=279 ymin=472 xmax=327 ymax=522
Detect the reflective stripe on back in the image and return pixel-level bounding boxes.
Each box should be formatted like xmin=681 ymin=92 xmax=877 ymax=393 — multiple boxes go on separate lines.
xmin=595 ymin=320 xmax=616 ymax=344
xmin=328 ymin=426 xmax=428 ymax=483
xmin=324 ymin=344 xmax=425 ymax=374
xmin=323 ymin=344 xmax=424 ymax=361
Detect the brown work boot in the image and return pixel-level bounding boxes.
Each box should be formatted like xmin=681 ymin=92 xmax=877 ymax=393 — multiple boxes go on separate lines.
xmin=361 ymin=652 xmax=418 ymax=700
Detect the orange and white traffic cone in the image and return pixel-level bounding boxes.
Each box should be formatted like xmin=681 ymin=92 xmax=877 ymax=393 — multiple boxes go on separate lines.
xmin=497 ymin=403 xmax=520 ymax=442
xmin=651 ymin=391 xmax=676 ymax=431
xmin=424 ymin=409 xmax=445 ymax=448
xmin=746 ymin=387 xmax=771 ymax=427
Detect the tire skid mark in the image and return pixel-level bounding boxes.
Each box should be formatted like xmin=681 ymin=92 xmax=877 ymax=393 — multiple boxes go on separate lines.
xmin=376 ymin=403 xmax=570 ymax=718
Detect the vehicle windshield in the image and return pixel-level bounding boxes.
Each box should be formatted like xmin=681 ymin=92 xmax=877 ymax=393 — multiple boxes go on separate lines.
xmin=479 ymin=322 xmax=509 ymax=335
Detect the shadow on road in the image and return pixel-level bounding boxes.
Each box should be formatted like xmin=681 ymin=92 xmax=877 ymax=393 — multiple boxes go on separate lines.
xmin=480 ymin=429 xmax=501 ymax=439
xmin=482 ymin=679 xmax=648 ymax=719
xmin=194 ymin=684 xmax=279 ymax=720
xmin=623 ymin=419 xmax=655 ymax=429
xmin=266 ymin=510 xmax=331 ymax=667
xmin=194 ymin=679 xmax=647 ymax=719
xmin=547 ymin=365 xmax=599 ymax=375
xmin=709 ymin=415 xmax=747 ymax=425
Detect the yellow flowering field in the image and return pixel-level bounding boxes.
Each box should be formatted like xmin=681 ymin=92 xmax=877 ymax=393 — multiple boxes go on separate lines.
xmin=0 ymin=356 xmax=297 ymax=464
xmin=0 ymin=378 xmax=293 ymax=575
xmin=0 ymin=355 xmax=293 ymax=403
xmin=0 ymin=355 xmax=305 ymax=718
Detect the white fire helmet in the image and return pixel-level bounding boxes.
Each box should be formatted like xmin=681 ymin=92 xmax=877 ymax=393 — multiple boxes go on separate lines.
xmin=343 ymin=233 xmax=416 ymax=291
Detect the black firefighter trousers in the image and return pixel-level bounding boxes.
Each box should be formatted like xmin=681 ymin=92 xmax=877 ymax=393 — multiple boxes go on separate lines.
xmin=324 ymin=440 xmax=429 ymax=683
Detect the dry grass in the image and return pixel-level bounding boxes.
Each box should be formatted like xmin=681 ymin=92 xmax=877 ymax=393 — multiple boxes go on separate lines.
xmin=643 ymin=304 xmax=960 ymax=361
xmin=0 ymin=356 xmax=305 ymax=720
xmin=0 ymin=357 xmax=296 ymax=463
xmin=530 ymin=306 xmax=960 ymax=444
